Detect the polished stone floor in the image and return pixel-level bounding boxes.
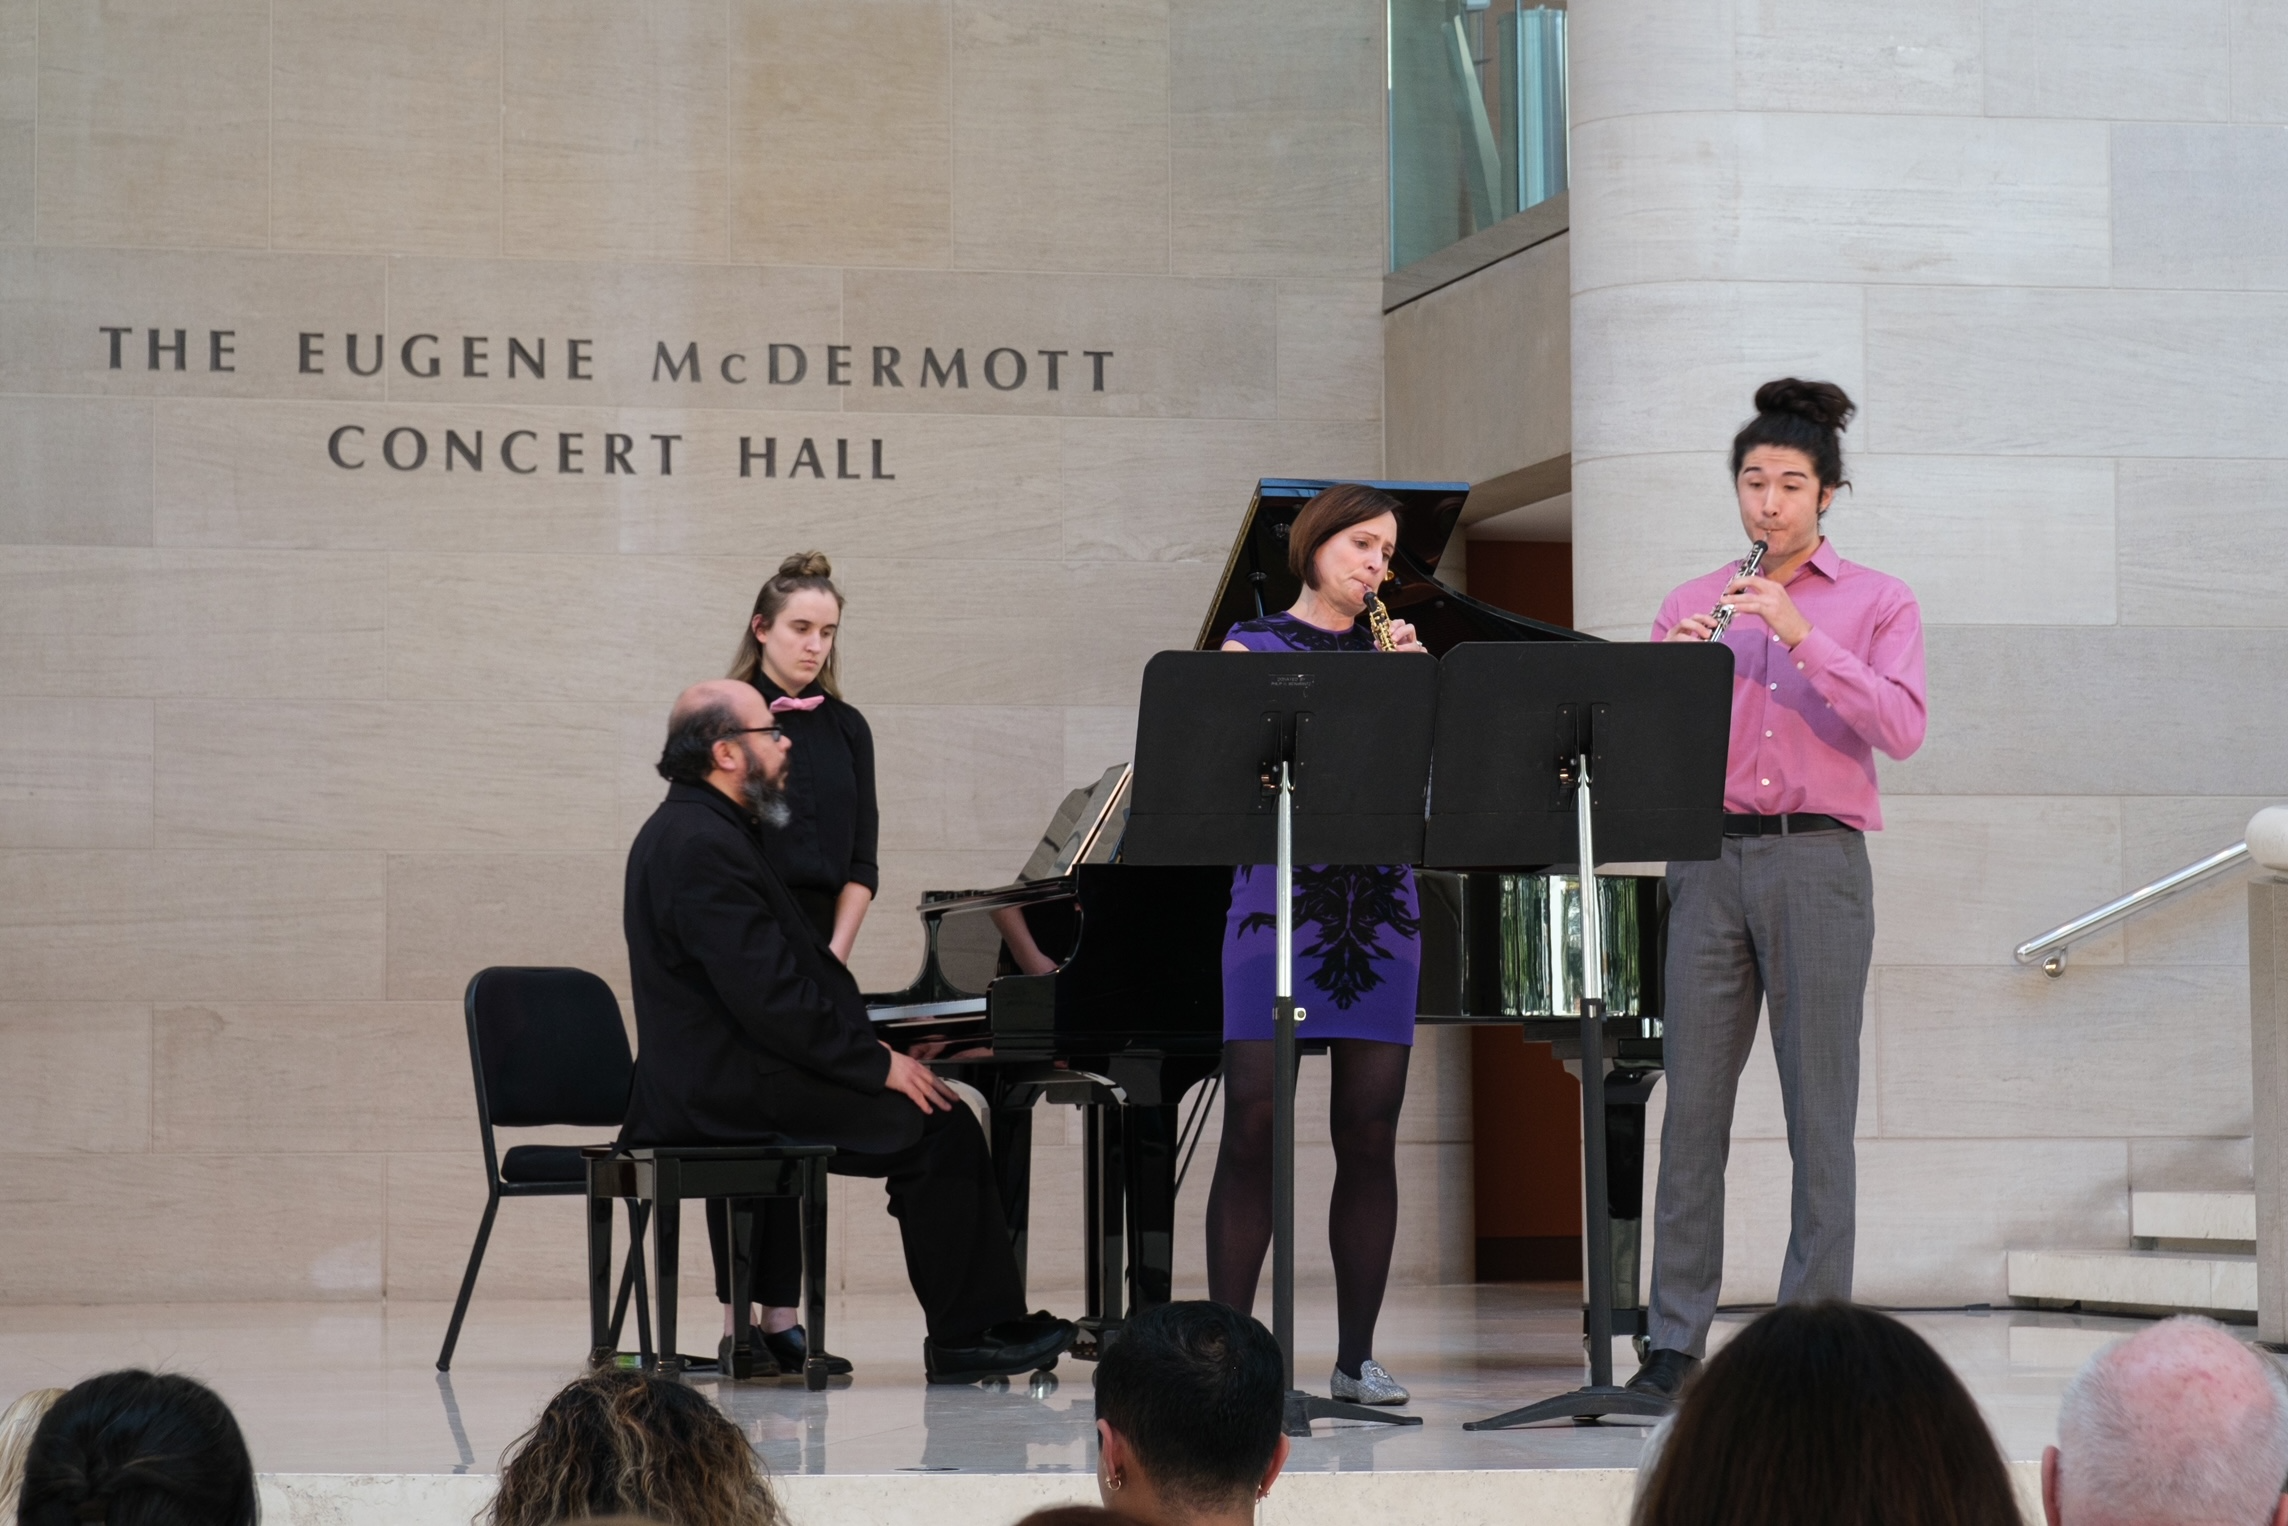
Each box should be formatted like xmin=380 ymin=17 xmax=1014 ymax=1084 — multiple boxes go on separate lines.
xmin=0 ymin=1284 xmax=2156 ymax=1479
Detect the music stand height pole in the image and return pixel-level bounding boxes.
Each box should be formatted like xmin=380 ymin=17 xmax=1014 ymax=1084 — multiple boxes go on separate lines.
xmin=1272 ymin=760 xmax=1300 ymax=1391
xmin=1574 ymin=751 xmax=1616 ymax=1392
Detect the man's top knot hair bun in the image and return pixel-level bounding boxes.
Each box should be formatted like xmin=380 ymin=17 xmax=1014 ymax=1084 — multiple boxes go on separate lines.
xmin=1753 ymin=378 xmax=1855 ymax=434
xmin=1731 ymin=377 xmax=1855 ymax=492
xmin=778 ymin=550 xmax=833 ymax=580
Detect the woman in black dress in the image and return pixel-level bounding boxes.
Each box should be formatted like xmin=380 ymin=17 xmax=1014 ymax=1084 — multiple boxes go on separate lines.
xmin=710 ymin=550 xmax=878 ymax=1376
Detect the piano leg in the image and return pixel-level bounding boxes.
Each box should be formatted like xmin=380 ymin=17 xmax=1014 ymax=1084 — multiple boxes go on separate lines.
xmin=1122 ymin=1103 xmax=1181 ymax=1313
xmin=990 ymin=1095 xmax=1036 ymax=1301
xmin=1078 ymin=1102 xmax=1128 ymax=1357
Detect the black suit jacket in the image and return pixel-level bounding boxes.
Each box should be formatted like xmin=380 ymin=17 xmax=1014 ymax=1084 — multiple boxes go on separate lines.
xmin=619 ymin=781 xmax=892 ymax=1147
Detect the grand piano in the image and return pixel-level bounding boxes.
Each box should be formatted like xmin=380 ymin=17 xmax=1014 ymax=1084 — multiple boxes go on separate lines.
xmin=864 ymin=478 xmax=1666 ymax=1353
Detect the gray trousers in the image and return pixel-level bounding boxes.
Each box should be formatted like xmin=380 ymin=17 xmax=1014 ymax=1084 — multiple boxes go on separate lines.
xmin=1647 ymin=831 xmax=1874 ymax=1357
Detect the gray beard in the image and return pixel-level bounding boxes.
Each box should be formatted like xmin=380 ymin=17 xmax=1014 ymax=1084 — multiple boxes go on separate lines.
xmin=741 ymin=767 xmax=792 ymax=829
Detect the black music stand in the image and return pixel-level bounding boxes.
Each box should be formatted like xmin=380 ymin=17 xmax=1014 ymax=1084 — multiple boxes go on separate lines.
xmin=1425 ymin=642 xmax=1731 ymax=1429
xmin=1125 ymin=649 xmax=1436 ymax=1436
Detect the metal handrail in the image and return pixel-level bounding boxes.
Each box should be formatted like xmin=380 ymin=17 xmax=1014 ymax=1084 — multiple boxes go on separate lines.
xmin=2014 ymin=842 xmax=2252 ymax=976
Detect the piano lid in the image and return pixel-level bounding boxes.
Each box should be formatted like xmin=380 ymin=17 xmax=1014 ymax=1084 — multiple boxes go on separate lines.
xmin=1194 ymin=478 xmax=1595 ymax=655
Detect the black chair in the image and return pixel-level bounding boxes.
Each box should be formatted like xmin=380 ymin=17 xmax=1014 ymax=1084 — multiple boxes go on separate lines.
xmin=586 ymin=1144 xmax=836 ymax=1389
xmin=437 ymin=966 xmax=649 ymax=1372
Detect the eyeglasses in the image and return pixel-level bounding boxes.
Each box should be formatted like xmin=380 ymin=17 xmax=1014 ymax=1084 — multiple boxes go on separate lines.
xmin=723 ymin=726 xmax=784 ymax=741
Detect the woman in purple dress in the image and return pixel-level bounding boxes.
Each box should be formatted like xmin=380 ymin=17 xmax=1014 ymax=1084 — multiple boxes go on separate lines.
xmin=1206 ymin=483 xmax=1429 ymax=1407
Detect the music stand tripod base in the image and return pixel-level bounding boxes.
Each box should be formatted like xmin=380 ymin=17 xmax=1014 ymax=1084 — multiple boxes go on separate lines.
xmin=1285 ymin=1390 xmax=1425 ymax=1437
xmin=1462 ymin=1385 xmax=1671 ymax=1431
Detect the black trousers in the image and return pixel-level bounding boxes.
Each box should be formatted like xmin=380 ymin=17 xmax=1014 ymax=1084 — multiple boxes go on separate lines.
xmin=706 ymin=885 xmax=838 ymax=1314
xmin=697 ymin=1063 xmax=1026 ymax=1345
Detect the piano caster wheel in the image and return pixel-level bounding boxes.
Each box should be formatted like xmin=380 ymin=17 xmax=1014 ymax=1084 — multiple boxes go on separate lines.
xmin=804 ymin=1357 xmax=829 ymax=1392
xmin=981 ymin=1374 xmax=1011 ymax=1391
xmin=1028 ymin=1370 xmax=1059 ymax=1398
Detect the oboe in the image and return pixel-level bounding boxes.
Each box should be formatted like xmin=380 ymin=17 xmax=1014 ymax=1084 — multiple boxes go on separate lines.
xmin=1364 ymin=575 xmax=1398 ymax=651
xmin=1707 ymin=541 xmax=1769 ymax=640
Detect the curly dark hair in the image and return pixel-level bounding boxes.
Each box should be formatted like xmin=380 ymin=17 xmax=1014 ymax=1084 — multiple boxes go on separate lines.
xmin=17 ymin=1370 xmax=257 ymax=1526
xmin=1729 ymin=377 xmax=1856 ymax=495
xmin=487 ymin=1369 xmax=782 ymax=1526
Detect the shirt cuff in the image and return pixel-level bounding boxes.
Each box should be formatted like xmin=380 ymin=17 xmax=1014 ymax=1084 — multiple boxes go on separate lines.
xmin=1791 ymin=623 xmax=1843 ymax=674
xmin=848 ymin=864 xmax=880 ymax=894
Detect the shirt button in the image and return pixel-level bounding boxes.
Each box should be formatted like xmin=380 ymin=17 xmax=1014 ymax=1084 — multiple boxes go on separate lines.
xmin=1765 ymin=730 xmax=1773 ymax=737
xmin=1796 ymin=661 xmax=1805 ymax=669
xmin=1769 ymin=682 xmax=1777 ymax=690
xmin=1760 ymin=778 xmax=1770 ymax=786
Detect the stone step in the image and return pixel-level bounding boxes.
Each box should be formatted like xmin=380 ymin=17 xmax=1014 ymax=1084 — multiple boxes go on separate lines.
xmin=2131 ymin=1189 xmax=2256 ymax=1243
xmin=2007 ymin=1247 xmax=2256 ymax=1315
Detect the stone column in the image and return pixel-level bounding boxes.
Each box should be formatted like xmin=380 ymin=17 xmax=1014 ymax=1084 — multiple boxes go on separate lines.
xmin=2252 ymin=812 xmax=2288 ymax=1343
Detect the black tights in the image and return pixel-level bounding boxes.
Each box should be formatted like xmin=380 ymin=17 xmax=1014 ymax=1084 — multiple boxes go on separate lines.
xmin=1204 ymin=1038 xmax=1410 ymax=1378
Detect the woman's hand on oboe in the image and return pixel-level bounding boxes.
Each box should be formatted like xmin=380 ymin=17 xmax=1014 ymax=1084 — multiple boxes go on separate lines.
xmin=1386 ymin=618 xmax=1427 ymax=653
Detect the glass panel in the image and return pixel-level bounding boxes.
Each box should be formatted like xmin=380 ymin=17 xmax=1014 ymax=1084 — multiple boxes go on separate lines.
xmin=1495 ymin=872 xmax=1644 ymax=1018
xmin=1388 ymin=0 xmax=1568 ymax=272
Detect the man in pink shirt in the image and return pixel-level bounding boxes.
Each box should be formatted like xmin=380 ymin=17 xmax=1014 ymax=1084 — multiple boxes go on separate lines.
xmin=1625 ymin=380 xmax=1928 ymax=1400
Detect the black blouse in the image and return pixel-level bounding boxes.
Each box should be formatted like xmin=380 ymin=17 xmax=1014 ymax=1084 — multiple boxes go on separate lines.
xmin=749 ymin=675 xmax=880 ymax=897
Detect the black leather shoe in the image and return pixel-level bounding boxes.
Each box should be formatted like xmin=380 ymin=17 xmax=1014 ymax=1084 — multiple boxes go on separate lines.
xmin=923 ymin=1317 xmax=1077 ymax=1384
xmin=762 ymin=1323 xmax=853 ymax=1377
xmin=717 ymin=1332 xmax=781 ymax=1382
xmin=1626 ymin=1347 xmax=1699 ymax=1399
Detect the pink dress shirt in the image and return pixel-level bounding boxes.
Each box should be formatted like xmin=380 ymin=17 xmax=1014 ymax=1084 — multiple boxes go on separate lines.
xmin=1651 ymin=539 xmax=1926 ymax=831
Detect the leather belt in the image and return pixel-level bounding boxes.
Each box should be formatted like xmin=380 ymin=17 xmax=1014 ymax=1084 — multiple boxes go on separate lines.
xmin=1724 ymin=812 xmax=1855 ymax=837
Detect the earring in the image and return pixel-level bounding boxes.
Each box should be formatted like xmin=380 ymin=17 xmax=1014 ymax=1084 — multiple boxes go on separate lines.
xmin=1106 ymin=1471 xmax=1124 ymax=1493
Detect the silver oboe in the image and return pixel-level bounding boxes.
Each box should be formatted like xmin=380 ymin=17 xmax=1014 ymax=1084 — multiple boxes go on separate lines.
xmin=1707 ymin=540 xmax=1769 ymax=640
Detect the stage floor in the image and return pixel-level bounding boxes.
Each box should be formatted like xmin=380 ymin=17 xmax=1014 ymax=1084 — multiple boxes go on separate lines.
xmin=0 ymin=1285 xmax=2160 ymax=1524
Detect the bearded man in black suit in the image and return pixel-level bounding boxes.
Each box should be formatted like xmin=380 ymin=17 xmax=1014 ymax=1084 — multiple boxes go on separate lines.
xmin=621 ymin=678 xmax=1073 ymax=1383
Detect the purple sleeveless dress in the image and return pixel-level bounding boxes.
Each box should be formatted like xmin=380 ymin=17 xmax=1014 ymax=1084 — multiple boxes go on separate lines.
xmin=1220 ymin=613 xmax=1420 ymax=1047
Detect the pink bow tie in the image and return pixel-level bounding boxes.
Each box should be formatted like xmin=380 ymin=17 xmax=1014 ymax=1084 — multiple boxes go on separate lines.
xmin=769 ymin=695 xmax=825 ymax=713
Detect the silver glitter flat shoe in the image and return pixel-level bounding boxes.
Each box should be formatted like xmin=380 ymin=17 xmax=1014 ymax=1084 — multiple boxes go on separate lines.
xmin=1330 ymin=1359 xmax=1410 ymax=1405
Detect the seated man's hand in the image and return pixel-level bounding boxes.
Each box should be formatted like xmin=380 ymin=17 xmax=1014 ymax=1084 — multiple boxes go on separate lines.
xmin=882 ymin=1044 xmax=961 ymax=1114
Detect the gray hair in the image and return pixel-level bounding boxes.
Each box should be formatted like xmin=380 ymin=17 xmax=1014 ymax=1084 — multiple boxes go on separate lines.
xmin=2055 ymin=1315 xmax=2288 ymax=1526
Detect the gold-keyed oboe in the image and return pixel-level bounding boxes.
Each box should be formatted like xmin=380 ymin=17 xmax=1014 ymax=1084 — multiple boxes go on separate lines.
xmin=1364 ymin=575 xmax=1398 ymax=651
xmin=1707 ymin=541 xmax=1769 ymax=639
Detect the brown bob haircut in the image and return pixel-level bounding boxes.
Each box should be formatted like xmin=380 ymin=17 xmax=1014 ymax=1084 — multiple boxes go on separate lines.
xmin=1286 ymin=484 xmax=1403 ymax=587
xmin=1633 ymin=1302 xmax=2017 ymax=1526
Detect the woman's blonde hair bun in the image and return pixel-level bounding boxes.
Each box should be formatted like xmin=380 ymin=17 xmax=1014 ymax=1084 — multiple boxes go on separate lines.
xmin=779 ymin=550 xmax=833 ymax=580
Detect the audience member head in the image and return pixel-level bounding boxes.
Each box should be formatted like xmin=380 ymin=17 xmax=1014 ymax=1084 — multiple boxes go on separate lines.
xmin=1013 ymin=1509 xmax=1130 ymax=1526
xmin=2045 ymin=1315 xmax=2288 ymax=1526
xmin=658 ymin=679 xmax=791 ymax=827
xmin=1092 ymin=1301 xmax=1287 ymax=1526
xmin=1632 ymin=1301 xmax=2017 ymax=1526
xmin=0 ymin=1388 xmax=67 ymax=1522
xmin=16 ymin=1371 xmax=256 ymax=1526
xmin=488 ymin=1368 xmax=781 ymax=1526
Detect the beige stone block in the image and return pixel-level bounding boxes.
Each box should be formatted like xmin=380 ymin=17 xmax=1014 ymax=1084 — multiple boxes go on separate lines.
xmin=1572 ymin=283 xmax=1865 ymax=461
xmin=2114 ymin=125 xmax=2288 ymax=289
xmin=1710 ymin=1136 xmax=2126 ymax=1306
xmin=376 ymin=259 xmax=842 ymax=409
xmin=154 ymin=700 xmax=621 ymax=851
xmin=1064 ymin=706 xmax=1138 ymax=785
xmin=2119 ymin=458 xmax=2288 ymax=626
xmin=0 ymin=0 xmax=31 ymax=244
xmin=1877 ymin=965 xmax=2249 ymax=1139
xmin=842 ymin=270 xmax=1276 ymax=418
xmin=950 ymin=0 xmax=1169 ymax=273
xmin=1569 ymin=113 xmax=2110 ymax=291
xmin=0 ymin=547 xmax=385 ymax=699
xmin=34 ymin=0 xmax=270 ymax=248
xmin=1170 ymin=111 xmax=1383 ymax=278
xmin=728 ymin=0 xmax=951 ymax=268
xmin=1060 ymin=419 xmax=1383 ymax=564
xmin=1835 ymin=456 xmax=2115 ymax=626
xmin=1986 ymin=0 xmax=2229 ymax=120
xmin=0 ymin=1151 xmax=388 ymax=1301
xmin=383 ymin=552 xmax=755 ymax=701
xmin=1384 ymin=235 xmax=1569 ymax=483
xmin=1866 ymin=796 xmax=2124 ymax=968
xmin=1060 ymin=560 xmax=1221 ymax=705
xmin=384 ymin=1149 xmax=603 ymax=1300
xmin=386 ymin=852 xmax=630 ymax=1001
xmin=870 ymin=705 xmax=1067 ymax=854
xmin=501 ymin=0 xmax=729 ymax=262
xmin=0 ymin=397 xmax=153 ymax=546
xmin=1734 ymin=0 xmax=1982 ymax=113
xmin=0 ymin=1003 xmax=152 ymax=1152
xmin=1276 ymin=280 xmax=1382 ymax=424
xmin=152 ymin=1001 xmax=469 ymax=1152
xmin=1568 ymin=0 xmax=1735 ymax=125
xmin=1569 ymin=452 xmax=1740 ymax=637
xmin=0 ymin=697 xmax=153 ymax=848
xmin=2131 ymin=1135 xmax=2252 ymax=1192
xmin=2118 ymin=796 xmax=2273 ymax=968
xmin=1869 ymin=287 xmax=2288 ymax=459
xmin=617 ymin=413 xmax=1067 ymax=558
xmin=0 ymin=248 xmax=387 ymax=399
xmin=2232 ymin=0 xmax=2288 ymax=121
xmin=0 ymin=850 xmax=385 ymax=1001
xmin=1883 ymin=627 xmax=2288 ymax=798
xmin=271 ymin=0 xmax=504 ymax=254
